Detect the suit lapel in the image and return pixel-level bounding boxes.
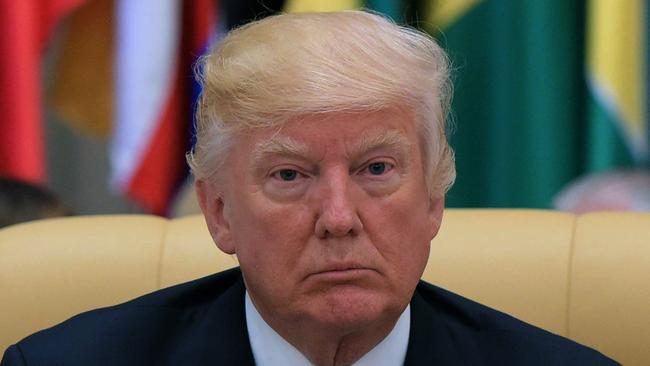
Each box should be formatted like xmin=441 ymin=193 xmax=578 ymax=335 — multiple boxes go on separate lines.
xmin=193 ymin=274 xmax=469 ymax=365
xmin=403 ymin=283 xmax=466 ymax=366
xmin=199 ymin=271 xmax=256 ymax=366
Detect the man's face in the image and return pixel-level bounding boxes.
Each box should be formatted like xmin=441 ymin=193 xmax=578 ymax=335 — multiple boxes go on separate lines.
xmin=199 ymin=108 xmax=444 ymax=333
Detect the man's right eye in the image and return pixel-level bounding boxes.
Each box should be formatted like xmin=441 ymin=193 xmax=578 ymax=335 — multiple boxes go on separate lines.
xmin=273 ymin=169 xmax=300 ymax=181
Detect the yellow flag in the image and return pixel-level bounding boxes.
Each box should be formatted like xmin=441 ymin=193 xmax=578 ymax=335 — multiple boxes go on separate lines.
xmin=587 ymin=0 xmax=645 ymax=154
xmin=426 ymin=0 xmax=481 ymax=30
xmin=284 ymin=0 xmax=361 ymax=13
xmin=49 ymin=0 xmax=114 ymax=138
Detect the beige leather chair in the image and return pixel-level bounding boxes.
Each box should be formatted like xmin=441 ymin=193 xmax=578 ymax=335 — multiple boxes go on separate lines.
xmin=1 ymin=210 xmax=648 ymax=365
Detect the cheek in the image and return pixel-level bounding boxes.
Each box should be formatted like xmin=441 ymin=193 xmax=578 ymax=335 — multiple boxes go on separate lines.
xmin=231 ymin=200 xmax=317 ymax=310
xmin=363 ymin=194 xmax=433 ymax=275
xmin=230 ymin=197 xmax=315 ymax=273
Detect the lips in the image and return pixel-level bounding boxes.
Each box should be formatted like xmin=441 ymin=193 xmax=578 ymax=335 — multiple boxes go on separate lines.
xmin=315 ymin=262 xmax=368 ymax=273
xmin=308 ymin=263 xmax=376 ymax=281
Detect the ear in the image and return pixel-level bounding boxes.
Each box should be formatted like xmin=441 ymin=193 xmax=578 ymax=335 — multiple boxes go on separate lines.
xmin=427 ymin=195 xmax=445 ymax=239
xmin=195 ymin=179 xmax=236 ymax=254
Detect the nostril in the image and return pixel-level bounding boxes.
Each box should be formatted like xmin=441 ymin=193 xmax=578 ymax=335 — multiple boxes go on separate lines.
xmin=315 ymin=209 xmax=363 ymax=239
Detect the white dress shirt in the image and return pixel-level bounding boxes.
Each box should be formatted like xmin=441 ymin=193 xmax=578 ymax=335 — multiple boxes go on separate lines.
xmin=245 ymin=291 xmax=411 ymax=366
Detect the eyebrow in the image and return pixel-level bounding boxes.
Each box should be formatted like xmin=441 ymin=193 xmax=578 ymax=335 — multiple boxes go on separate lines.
xmin=251 ymin=128 xmax=412 ymax=164
xmin=252 ymin=136 xmax=310 ymax=162
xmin=353 ymin=129 xmax=412 ymax=160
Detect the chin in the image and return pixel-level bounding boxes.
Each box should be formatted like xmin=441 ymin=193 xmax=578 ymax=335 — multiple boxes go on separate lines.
xmin=307 ymin=286 xmax=401 ymax=331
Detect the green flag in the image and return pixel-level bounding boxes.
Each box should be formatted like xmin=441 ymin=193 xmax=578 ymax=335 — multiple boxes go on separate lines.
xmin=585 ymin=0 xmax=646 ymax=171
xmin=426 ymin=1 xmax=647 ymax=208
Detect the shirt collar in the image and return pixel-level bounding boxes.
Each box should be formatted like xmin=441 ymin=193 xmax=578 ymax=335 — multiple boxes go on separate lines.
xmin=245 ymin=290 xmax=410 ymax=366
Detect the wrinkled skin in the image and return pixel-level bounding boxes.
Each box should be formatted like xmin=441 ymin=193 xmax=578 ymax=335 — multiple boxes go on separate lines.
xmin=197 ymin=108 xmax=444 ymax=365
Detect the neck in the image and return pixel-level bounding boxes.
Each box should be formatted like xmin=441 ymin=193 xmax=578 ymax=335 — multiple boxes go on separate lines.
xmin=282 ymin=316 xmax=400 ymax=366
xmin=249 ymin=297 xmax=406 ymax=366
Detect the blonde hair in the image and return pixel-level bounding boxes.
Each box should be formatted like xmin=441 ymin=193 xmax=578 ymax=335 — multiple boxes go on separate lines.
xmin=187 ymin=10 xmax=455 ymax=195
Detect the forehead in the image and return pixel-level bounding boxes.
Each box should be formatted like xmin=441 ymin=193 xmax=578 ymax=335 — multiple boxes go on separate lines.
xmin=244 ymin=108 xmax=419 ymax=158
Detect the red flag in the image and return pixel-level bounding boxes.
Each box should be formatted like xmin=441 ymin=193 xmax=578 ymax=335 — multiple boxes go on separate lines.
xmin=0 ymin=0 xmax=84 ymax=183
xmin=115 ymin=0 xmax=217 ymax=215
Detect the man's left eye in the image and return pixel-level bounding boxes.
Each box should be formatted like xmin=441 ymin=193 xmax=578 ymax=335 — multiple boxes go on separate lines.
xmin=274 ymin=169 xmax=300 ymax=181
xmin=366 ymin=162 xmax=392 ymax=175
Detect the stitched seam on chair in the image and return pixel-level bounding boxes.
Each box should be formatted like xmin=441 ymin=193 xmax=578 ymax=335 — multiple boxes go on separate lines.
xmin=155 ymin=218 xmax=171 ymax=290
xmin=564 ymin=213 xmax=579 ymax=339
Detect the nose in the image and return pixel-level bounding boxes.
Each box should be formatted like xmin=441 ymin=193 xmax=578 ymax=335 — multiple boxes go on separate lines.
xmin=314 ymin=169 xmax=363 ymax=239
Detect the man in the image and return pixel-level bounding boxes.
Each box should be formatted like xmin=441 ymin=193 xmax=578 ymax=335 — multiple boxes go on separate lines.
xmin=2 ymin=11 xmax=617 ymax=366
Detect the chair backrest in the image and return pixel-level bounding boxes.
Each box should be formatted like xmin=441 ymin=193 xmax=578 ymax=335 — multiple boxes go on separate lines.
xmin=1 ymin=209 xmax=648 ymax=365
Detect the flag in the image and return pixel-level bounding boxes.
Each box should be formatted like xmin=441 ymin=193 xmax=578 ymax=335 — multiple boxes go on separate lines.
xmin=49 ymin=0 xmax=114 ymax=138
xmin=585 ymin=0 xmax=647 ymax=170
xmin=426 ymin=0 xmax=481 ymax=30
xmin=284 ymin=0 xmax=360 ymax=12
xmin=112 ymin=0 xmax=217 ymax=215
xmin=0 ymin=0 xmax=84 ymax=183
xmin=551 ymin=0 xmax=649 ymax=213
xmin=423 ymin=1 xmax=645 ymax=208
xmin=48 ymin=0 xmax=218 ymax=215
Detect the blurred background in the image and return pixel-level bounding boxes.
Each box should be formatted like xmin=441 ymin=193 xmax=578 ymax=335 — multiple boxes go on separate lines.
xmin=1 ymin=0 xmax=649 ymax=219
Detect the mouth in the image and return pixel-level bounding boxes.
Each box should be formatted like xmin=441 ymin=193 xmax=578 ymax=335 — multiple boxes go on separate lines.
xmin=309 ymin=264 xmax=376 ymax=282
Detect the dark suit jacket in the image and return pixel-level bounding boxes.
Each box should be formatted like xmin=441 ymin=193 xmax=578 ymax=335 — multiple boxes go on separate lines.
xmin=1 ymin=267 xmax=618 ymax=365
